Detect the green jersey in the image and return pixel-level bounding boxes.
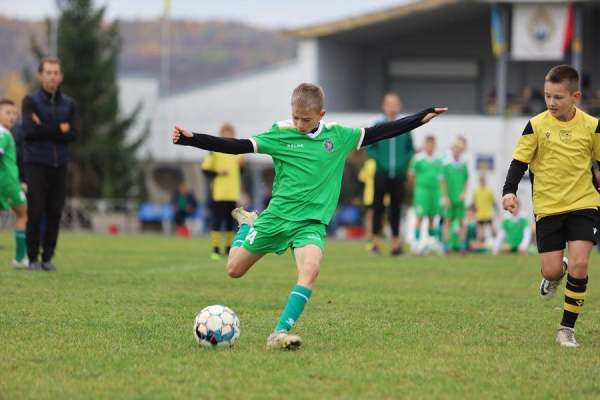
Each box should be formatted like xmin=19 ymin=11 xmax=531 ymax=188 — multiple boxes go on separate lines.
xmin=502 ymin=213 xmax=530 ymax=249
xmin=251 ymin=120 xmax=363 ymax=225
xmin=409 ymin=152 xmax=442 ymax=191
xmin=0 ymin=126 xmax=19 ymax=189
xmin=442 ymin=159 xmax=468 ymax=203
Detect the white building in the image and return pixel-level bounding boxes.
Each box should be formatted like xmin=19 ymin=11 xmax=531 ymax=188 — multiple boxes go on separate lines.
xmin=119 ymin=0 xmax=600 ymax=210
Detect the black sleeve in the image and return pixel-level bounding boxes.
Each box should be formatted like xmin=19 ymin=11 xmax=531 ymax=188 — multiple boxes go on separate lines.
xmin=14 ymin=121 xmax=26 ymax=183
xmin=202 ymin=169 xmax=217 ymax=179
xmin=176 ymin=133 xmax=254 ymax=155
xmin=502 ymin=159 xmax=529 ymax=196
xmin=21 ymin=96 xmax=62 ymax=141
xmin=63 ymin=102 xmax=78 ymax=143
xmin=361 ymin=108 xmax=435 ymax=147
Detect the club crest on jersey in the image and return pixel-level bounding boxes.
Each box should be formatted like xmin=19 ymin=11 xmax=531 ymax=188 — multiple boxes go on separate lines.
xmin=545 ymin=132 xmax=550 ymax=139
xmin=559 ymin=130 xmax=572 ymax=144
xmin=323 ymin=138 xmax=334 ymax=152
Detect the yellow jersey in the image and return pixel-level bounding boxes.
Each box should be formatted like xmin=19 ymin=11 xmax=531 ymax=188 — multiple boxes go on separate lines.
xmin=513 ymin=108 xmax=600 ymax=220
xmin=201 ymin=152 xmax=242 ymax=202
xmin=473 ymin=187 xmax=495 ymax=221
xmin=358 ymin=159 xmax=390 ymax=207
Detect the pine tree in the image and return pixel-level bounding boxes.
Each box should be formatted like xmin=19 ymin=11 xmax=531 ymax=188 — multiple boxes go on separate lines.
xmin=27 ymin=0 xmax=145 ymax=198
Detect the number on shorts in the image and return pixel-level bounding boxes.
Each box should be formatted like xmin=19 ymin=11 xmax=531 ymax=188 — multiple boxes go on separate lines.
xmin=246 ymin=228 xmax=257 ymax=244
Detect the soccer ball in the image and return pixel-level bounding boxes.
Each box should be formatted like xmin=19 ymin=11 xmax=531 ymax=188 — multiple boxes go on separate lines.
xmin=414 ymin=236 xmax=443 ymax=255
xmin=193 ymin=305 xmax=241 ymax=348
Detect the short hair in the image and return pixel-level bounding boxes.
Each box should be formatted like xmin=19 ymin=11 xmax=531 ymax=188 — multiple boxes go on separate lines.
xmin=291 ymin=83 xmax=324 ymax=112
xmin=38 ymin=57 xmax=63 ymax=73
xmin=425 ymin=135 xmax=435 ymax=142
xmin=0 ymin=98 xmax=15 ymax=108
xmin=220 ymin=122 xmax=235 ymax=134
xmin=545 ymin=64 xmax=579 ymax=93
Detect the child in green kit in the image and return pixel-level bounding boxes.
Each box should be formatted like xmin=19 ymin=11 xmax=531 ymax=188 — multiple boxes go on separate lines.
xmin=0 ymin=99 xmax=28 ymax=269
xmin=173 ymin=83 xmax=447 ymax=350
xmin=440 ymin=138 xmax=469 ymax=255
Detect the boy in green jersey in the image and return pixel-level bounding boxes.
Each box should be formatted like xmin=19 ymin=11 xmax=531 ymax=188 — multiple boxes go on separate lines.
xmin=440 ymin=138 xmax=469 ymax=255
xmin=493 ymin=200 xmax=531 ymax=254
xmin=408 ymin=135 xmax=442 ymax=249
xmin=0 ymin=99 xmax=28 ymax=269
xmin=173 ymin=83 xmax=447 ymax=349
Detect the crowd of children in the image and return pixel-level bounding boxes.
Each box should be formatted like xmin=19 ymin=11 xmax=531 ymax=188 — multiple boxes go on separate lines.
xmin=360 ymin=134 xmax=534 ymax=256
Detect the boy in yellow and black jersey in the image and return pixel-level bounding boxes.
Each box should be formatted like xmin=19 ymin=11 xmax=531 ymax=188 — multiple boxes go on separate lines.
xmin=502 ymin=64 xmax=600 ymax=348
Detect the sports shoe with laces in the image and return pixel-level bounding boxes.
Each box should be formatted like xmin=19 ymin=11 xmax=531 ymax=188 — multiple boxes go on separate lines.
xmin=539 ymin=257 xmax=568 ymax=301
xmin=266 ymin=330 xmax=302 ymax=350
xmin=12 ymin=257 xmax=29 ymax=270
xmin=556 ymin=326 xmax=579 ymax=348
xmin=231 ymin=207 xmax=259 ymax=227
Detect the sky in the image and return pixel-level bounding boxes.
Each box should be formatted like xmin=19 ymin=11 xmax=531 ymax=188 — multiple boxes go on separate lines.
xmin=0 ymin=0 xmax=416 ymax=29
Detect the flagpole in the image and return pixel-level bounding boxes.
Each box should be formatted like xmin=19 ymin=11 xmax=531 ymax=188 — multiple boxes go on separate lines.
xmin=571 ymin=3 xmax=582 ymax=77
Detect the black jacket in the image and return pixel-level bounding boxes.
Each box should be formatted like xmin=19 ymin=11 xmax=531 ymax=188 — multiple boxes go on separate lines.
xmin=22 ymin=87 xmax=78 ymax=167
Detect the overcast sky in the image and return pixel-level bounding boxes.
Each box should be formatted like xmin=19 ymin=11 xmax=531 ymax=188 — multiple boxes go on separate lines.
xmin=0 ymin=0 xmax=416 ymax=29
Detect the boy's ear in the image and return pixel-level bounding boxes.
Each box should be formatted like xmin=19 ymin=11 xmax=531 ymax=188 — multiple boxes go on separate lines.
xmin=573 ymin=91 xmax=582 ymax=103
xmin=319 ymin=109 xmax=326 ymax=119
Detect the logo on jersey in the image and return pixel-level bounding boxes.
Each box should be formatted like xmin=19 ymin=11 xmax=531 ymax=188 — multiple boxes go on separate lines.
xmin=594 ymin=228 xmax=597 ymax=235
xmin=559 ymin=130 xmax=572 ymax=144
xmin=323 ymin=138 xmax=334 ymax=152
xmin=545 ymin=132 xmax=550 ymax=139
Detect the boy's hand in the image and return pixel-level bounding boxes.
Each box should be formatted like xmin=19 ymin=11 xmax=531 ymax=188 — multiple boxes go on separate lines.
xmin=421 ymin=107 xmax=448 ymax=124
xmin=502 ymin=193 xmax=517 ymax=214
xmin=172 ymin=126 xmax=193 ymax=143
xmin=444 ymin=197 xmax=451 ymax=209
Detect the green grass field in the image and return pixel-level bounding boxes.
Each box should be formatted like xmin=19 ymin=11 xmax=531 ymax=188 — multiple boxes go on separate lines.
xmin=1 ymin=231 xmax=600 ymax=400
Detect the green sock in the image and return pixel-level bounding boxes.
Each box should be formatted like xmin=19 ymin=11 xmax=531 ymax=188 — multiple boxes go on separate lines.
xmin=428 ymin=228 xmax=436 ymax=238
xmin=15 ymin=229 xmax=26 ymax=261
xmin=414 ymin=228 xmax=421 ymax=241
xmin=275 ymin=285 xmax=312 ymax=331
xmin=231 ymin=224 xmax=250 ymax=248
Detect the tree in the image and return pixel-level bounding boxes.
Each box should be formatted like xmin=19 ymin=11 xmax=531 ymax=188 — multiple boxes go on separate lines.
xmin=27 ymin=0 xmax=145 ymax=198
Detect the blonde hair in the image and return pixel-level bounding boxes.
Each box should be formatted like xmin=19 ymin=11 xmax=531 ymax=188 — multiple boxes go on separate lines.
xmin=291 ymin=83 xmax=324 ymax=112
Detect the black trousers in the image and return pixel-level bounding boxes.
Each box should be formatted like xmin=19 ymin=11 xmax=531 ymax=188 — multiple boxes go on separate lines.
xmin=372 ymin=173 xmax=405 ymax=237
xmin=211 ymin=201 xmax=236 ymax=232
xmin=25 ymin=163 xmax=67 ymax=262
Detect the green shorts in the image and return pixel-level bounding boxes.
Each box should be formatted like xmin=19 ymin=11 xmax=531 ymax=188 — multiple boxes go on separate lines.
xmin=242 ymin=210 xmax=326 ymax=255
xmin=413 ymin=187 xmax=441 ymax=217
xmin=0 ymin=185 xmax=27 ymax=210
xmin=444 ymin=201 xmax=466 ymax=220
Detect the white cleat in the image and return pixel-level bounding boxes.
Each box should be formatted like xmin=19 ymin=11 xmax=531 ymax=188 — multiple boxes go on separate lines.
xmin=12 ymin=257 xmax=29 ymax=270
xmin=556 ymin=326 xmax=579 ymax=348
xmin=231 ymin=207 xmax=259 ymax=227
xmin=266 ymin=330 xmax=302 ymax=350
xmin=540 ymin=257 xmax=568 ymax=301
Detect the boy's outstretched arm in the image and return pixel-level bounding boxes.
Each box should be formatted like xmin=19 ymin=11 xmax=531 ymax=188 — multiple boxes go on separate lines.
xmin=361 ymin=107 xmax=447 ymax=147
xmin=502 ymin=159 xmax=528 ymax=214
xmin=172 ymin=125 xmax=253 ymax=154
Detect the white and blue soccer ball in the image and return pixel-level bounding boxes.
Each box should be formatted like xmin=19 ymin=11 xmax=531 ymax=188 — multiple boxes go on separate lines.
xmin=193 ymin=305 xmax=241 ymax=348
xmin=414 ymin=236 xmax=443 ymax=255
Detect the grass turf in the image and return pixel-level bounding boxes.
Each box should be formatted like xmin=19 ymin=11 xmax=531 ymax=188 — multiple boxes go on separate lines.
xmin=1 ymin=231 xmax=599 ymax=399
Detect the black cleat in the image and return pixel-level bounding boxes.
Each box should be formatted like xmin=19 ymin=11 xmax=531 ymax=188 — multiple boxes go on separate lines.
xmin=42 ymin=261 xmax=57 ymax=272
xmin=29 ymin=261 xmax=43 ymax=272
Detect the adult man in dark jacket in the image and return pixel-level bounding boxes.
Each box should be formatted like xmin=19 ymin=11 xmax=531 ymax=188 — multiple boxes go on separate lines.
xmin=22 ymin=58 xmax=78 ymax=272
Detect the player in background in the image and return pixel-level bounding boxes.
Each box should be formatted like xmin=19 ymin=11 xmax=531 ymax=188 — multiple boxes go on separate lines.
xmin=472 ymin=175 xmax=496 ymax=242
xmin=407 ymin=135 xmax=442 ymax=250
xmin=173 ymin=83 xmax=447 ymax=350
xmin=0 ymin=99 xmax=28 ymax=269
xmin=493 ymin=199 xmax=531 ymax=255
xmin=440 ymin=138 xmax=469 ymax=255
xmin=357 ymin=158 xmax=388 ymax=250
xmin=201 ymin=123 xmax=244 ymax=260
xmin=502 ymin=65 xmax=600 ymax=347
